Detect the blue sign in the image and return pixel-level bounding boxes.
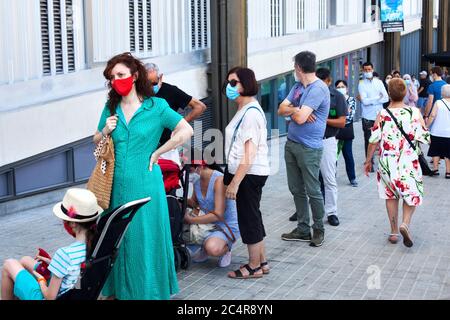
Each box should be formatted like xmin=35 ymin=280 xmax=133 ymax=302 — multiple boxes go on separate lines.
xmin=381 ymin=0 xmax=405 ymax=33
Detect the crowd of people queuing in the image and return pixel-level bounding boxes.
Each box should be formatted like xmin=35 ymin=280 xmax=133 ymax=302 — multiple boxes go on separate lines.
xmin=2 ymin=50 xmax=449 ymax=300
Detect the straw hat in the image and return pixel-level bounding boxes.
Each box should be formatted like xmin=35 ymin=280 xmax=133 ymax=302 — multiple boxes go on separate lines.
xmin=53 ymin=189 xmax=103 ymax=223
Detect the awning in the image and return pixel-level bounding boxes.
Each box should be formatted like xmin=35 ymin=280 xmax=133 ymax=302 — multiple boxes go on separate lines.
xmin=423 ymin=51 xmax=450 ymax=67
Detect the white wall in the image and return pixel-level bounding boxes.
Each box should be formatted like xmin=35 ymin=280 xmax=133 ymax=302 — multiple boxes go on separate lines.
xmin=0 ymin=0 xmax=42 ymax=84
xmin=248 ymin=26 xmax=384 ymax=81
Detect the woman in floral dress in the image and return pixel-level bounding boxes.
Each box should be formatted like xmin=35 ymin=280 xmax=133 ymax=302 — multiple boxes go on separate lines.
xmin=364 ymin=79 xmax=430 ymax=248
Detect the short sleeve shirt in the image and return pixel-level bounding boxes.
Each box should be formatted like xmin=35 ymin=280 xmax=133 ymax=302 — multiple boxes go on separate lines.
xmin=48 ymin=242 xmax=86 ymax=297
xmin=428 ymin=80 xmax=447 ymax=103
xmin=324 ymin=88 xmax=349 ymax=138
xmin=225 ymin=102 xmax=270 ymax=176
xmin=419 ymin=79 xmax=432 ymax=98
xmin=156 ymin=83 xmax=192 ymax=146
xmin=286 ymin=80 xmax=331 ymax=149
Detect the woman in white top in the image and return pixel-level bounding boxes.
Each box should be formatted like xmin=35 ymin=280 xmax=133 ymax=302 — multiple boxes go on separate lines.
xmin=222 ymin=67 xmax=271 ymax=280
xmin=426 ymin=84 xmax=450 ymax=179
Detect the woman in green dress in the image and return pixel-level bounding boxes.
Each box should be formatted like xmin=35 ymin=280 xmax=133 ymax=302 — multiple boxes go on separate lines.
xmin=93 ymin=53 xmax=193 ymax=300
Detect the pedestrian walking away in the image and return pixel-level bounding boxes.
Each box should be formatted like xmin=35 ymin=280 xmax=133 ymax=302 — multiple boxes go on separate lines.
xmin=426 ymin=84 xmax=450 ymax=178
xmin=364 ymin=79 xmax=430 ymax=248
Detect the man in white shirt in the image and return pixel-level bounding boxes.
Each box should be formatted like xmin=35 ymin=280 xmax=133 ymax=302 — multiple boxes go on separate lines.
xmin=358 ymin=62 xmax=389 ymax=168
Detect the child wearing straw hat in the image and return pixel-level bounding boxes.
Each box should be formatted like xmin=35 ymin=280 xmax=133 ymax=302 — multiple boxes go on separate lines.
xmin=1 ymin=189 xmax=102 ymax=300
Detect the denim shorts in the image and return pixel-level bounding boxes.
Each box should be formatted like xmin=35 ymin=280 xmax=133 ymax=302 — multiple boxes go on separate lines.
xmin=14 ymin=270 xmax=45 ymax=300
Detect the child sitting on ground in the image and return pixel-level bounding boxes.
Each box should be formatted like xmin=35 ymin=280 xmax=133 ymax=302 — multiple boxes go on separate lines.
xmin=1 ymin=189 xmax=102 ymax=300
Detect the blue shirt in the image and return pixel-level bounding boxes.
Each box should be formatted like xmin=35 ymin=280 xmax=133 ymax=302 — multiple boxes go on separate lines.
xmin=428 ymin=80 xmax=447 ymax=104
xmin=48 ymin=242 xmax=86 ymax=297
xmin=286 ymin=80 xmax=330 ymax=149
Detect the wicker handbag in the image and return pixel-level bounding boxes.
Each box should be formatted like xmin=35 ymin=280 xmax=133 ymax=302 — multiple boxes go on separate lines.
xmin=87 ymin=136 xmax=115 ymax=209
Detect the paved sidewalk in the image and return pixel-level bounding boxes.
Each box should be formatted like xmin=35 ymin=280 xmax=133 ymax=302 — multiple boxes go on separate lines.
xmin=1 ymin=126 xmax=449 ymax=300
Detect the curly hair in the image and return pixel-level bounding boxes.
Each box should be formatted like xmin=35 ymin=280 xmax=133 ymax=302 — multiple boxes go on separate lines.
xmin=103 ymin=52 xmax=154 ymax=115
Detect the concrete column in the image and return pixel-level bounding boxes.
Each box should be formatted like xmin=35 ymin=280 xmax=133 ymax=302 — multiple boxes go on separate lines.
xmin=209 ymin=0 xmax=248 ymax=133
xmin=421 ymin=0 xmax=435 ymax=71
xmin=438 ymin=0 xmax=449 ymax=52
xmin=384 ymin=32 xmax=401 ymax=76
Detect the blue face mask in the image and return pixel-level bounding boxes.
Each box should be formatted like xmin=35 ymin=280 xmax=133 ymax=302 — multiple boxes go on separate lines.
xmin=226 ymin=83 xmax=240 ymax=101
xmin=405 ymin=80 xmax=411 ymax=86
xmin=153 ymin=84 xmax=160 ymax=95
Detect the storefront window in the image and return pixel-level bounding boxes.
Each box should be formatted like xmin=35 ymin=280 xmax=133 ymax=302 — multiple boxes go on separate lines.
xmin=276 ymin=75 xmax=290 ymax=135
xmin=260 ymin=81 xmax=273 ymax=136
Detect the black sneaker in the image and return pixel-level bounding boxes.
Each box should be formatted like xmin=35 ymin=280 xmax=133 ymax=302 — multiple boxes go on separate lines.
xmin=289 ymin=212 xmax=298 ymax=222
xmin=281 ymin=229 xmax=312 ymax=242
xmin=328 ymin=215 xmax=340 ymax=227
xmin=310 ymin=230 xmax=325 ymax=247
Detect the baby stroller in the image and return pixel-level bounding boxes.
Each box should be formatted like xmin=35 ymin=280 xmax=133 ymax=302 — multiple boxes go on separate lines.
xmin=159 ymin=159 xmax=192 ymax=272
xmin=57 ymin=197 xmax=151 ymax=300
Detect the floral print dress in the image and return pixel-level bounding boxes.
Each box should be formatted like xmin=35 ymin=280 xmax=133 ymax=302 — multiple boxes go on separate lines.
xmin=369 ymin=107 xmax=431 ymax=207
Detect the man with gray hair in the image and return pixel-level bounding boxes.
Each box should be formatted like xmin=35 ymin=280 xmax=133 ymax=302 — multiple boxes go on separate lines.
xmin=145 ymin=62 xmax=207 ymax=147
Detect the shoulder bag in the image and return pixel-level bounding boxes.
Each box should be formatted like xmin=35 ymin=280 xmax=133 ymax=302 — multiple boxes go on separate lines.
xmin=385 ymin=108 xmax=432 ymax=176
xmin=87 ymin=136 xmax=115 ymax=209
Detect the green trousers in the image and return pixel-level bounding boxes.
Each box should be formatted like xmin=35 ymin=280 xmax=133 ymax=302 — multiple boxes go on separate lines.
xmin=285 ymin=140 xmax=325 ymax=234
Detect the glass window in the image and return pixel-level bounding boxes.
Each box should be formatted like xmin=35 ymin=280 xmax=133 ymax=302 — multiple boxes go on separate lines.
xmin=260 ymin=81 xmax=273 ymax=136
xmin=276 ymin=75 xmax=289 ymax=135
xmin=15 ymin=152 xmax=69 ymax=195
xmin=0 ymin=172 xmax=11 ymax=198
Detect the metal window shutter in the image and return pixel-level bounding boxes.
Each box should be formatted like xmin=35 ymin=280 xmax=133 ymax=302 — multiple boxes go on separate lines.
xmin=129 ymin=0 xmax=136 ymax=52
xmin=40 ymin=0 xmax=51 ymax=75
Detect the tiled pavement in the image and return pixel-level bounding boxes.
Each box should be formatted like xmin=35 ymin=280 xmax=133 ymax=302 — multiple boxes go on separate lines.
xmin=1 ymin=126 xmax=449 ymax=300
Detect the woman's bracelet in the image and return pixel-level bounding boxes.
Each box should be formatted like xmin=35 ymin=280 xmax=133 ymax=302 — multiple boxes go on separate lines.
xmin=38 ymin=278 xmax=46 ymax=285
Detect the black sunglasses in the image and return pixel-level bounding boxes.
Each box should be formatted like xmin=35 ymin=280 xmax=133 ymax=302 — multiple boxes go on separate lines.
xmin=227 ymin=79 xmax=240 ymax=87
xmin=151 ymin=82 xmax=159 ymax=86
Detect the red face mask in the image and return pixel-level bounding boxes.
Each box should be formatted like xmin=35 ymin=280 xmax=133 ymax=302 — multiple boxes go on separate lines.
xmin=63 ymin=221 xmax=76 ymax=238
xmin=111 ymin=76 xmax=134 ymax=97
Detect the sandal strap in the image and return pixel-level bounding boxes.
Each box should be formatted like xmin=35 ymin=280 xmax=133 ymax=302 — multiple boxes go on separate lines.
xmin=243 ymin=264 xmax=262 ymax=275
xmin=260 ymin=262 xmax=269 ymax=267
xmin=232 ymin=269 xmax=244 ymax=278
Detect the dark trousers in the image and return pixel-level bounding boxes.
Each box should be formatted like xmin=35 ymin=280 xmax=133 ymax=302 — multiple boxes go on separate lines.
xmin=224 ymin=171 xmax=268 ymax=245
xmin=340 ymin=140 xmax=356 ymax=182
xmin=362 ymin=119 xmax=375 ymax=164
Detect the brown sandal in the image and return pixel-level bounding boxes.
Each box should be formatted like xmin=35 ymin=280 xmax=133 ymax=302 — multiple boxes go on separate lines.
xmin=228 ymin=264 xmax=263 ymax=279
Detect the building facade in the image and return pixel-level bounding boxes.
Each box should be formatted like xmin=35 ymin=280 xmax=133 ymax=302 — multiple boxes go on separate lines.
xmin=0 ymin=0 xmax=441 ymax=202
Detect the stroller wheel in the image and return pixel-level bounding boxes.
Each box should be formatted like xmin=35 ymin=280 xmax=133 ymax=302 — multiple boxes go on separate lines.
xmin=174 ymin=247 xmax=181 ymax=272
xmin=178 ymin=246 xmax=191 ymax=270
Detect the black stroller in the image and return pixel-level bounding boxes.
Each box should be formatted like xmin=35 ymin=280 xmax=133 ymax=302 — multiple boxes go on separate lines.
xmin=58 ymin=197 xmax=151 ymax=300
xmin=164 ymin=163 xmax=192 ymax=272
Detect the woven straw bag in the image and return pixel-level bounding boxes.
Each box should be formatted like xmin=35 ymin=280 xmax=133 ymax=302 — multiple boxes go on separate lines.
xmin=87 ymin=136 xmax=115 ymax=209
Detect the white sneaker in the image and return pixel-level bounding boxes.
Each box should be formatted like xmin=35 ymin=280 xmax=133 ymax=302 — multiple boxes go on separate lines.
xmin=192 ymin=248 xmax=209 ymax=263
xmin=217 ymin=251 xmax=232 ymax=268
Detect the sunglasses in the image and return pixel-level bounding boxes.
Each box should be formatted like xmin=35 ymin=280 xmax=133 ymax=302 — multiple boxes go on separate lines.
xmin=227 ymin=79 xmax=240 ymax=87
xmin=151 ymin=82 xmax=159 ymax=86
